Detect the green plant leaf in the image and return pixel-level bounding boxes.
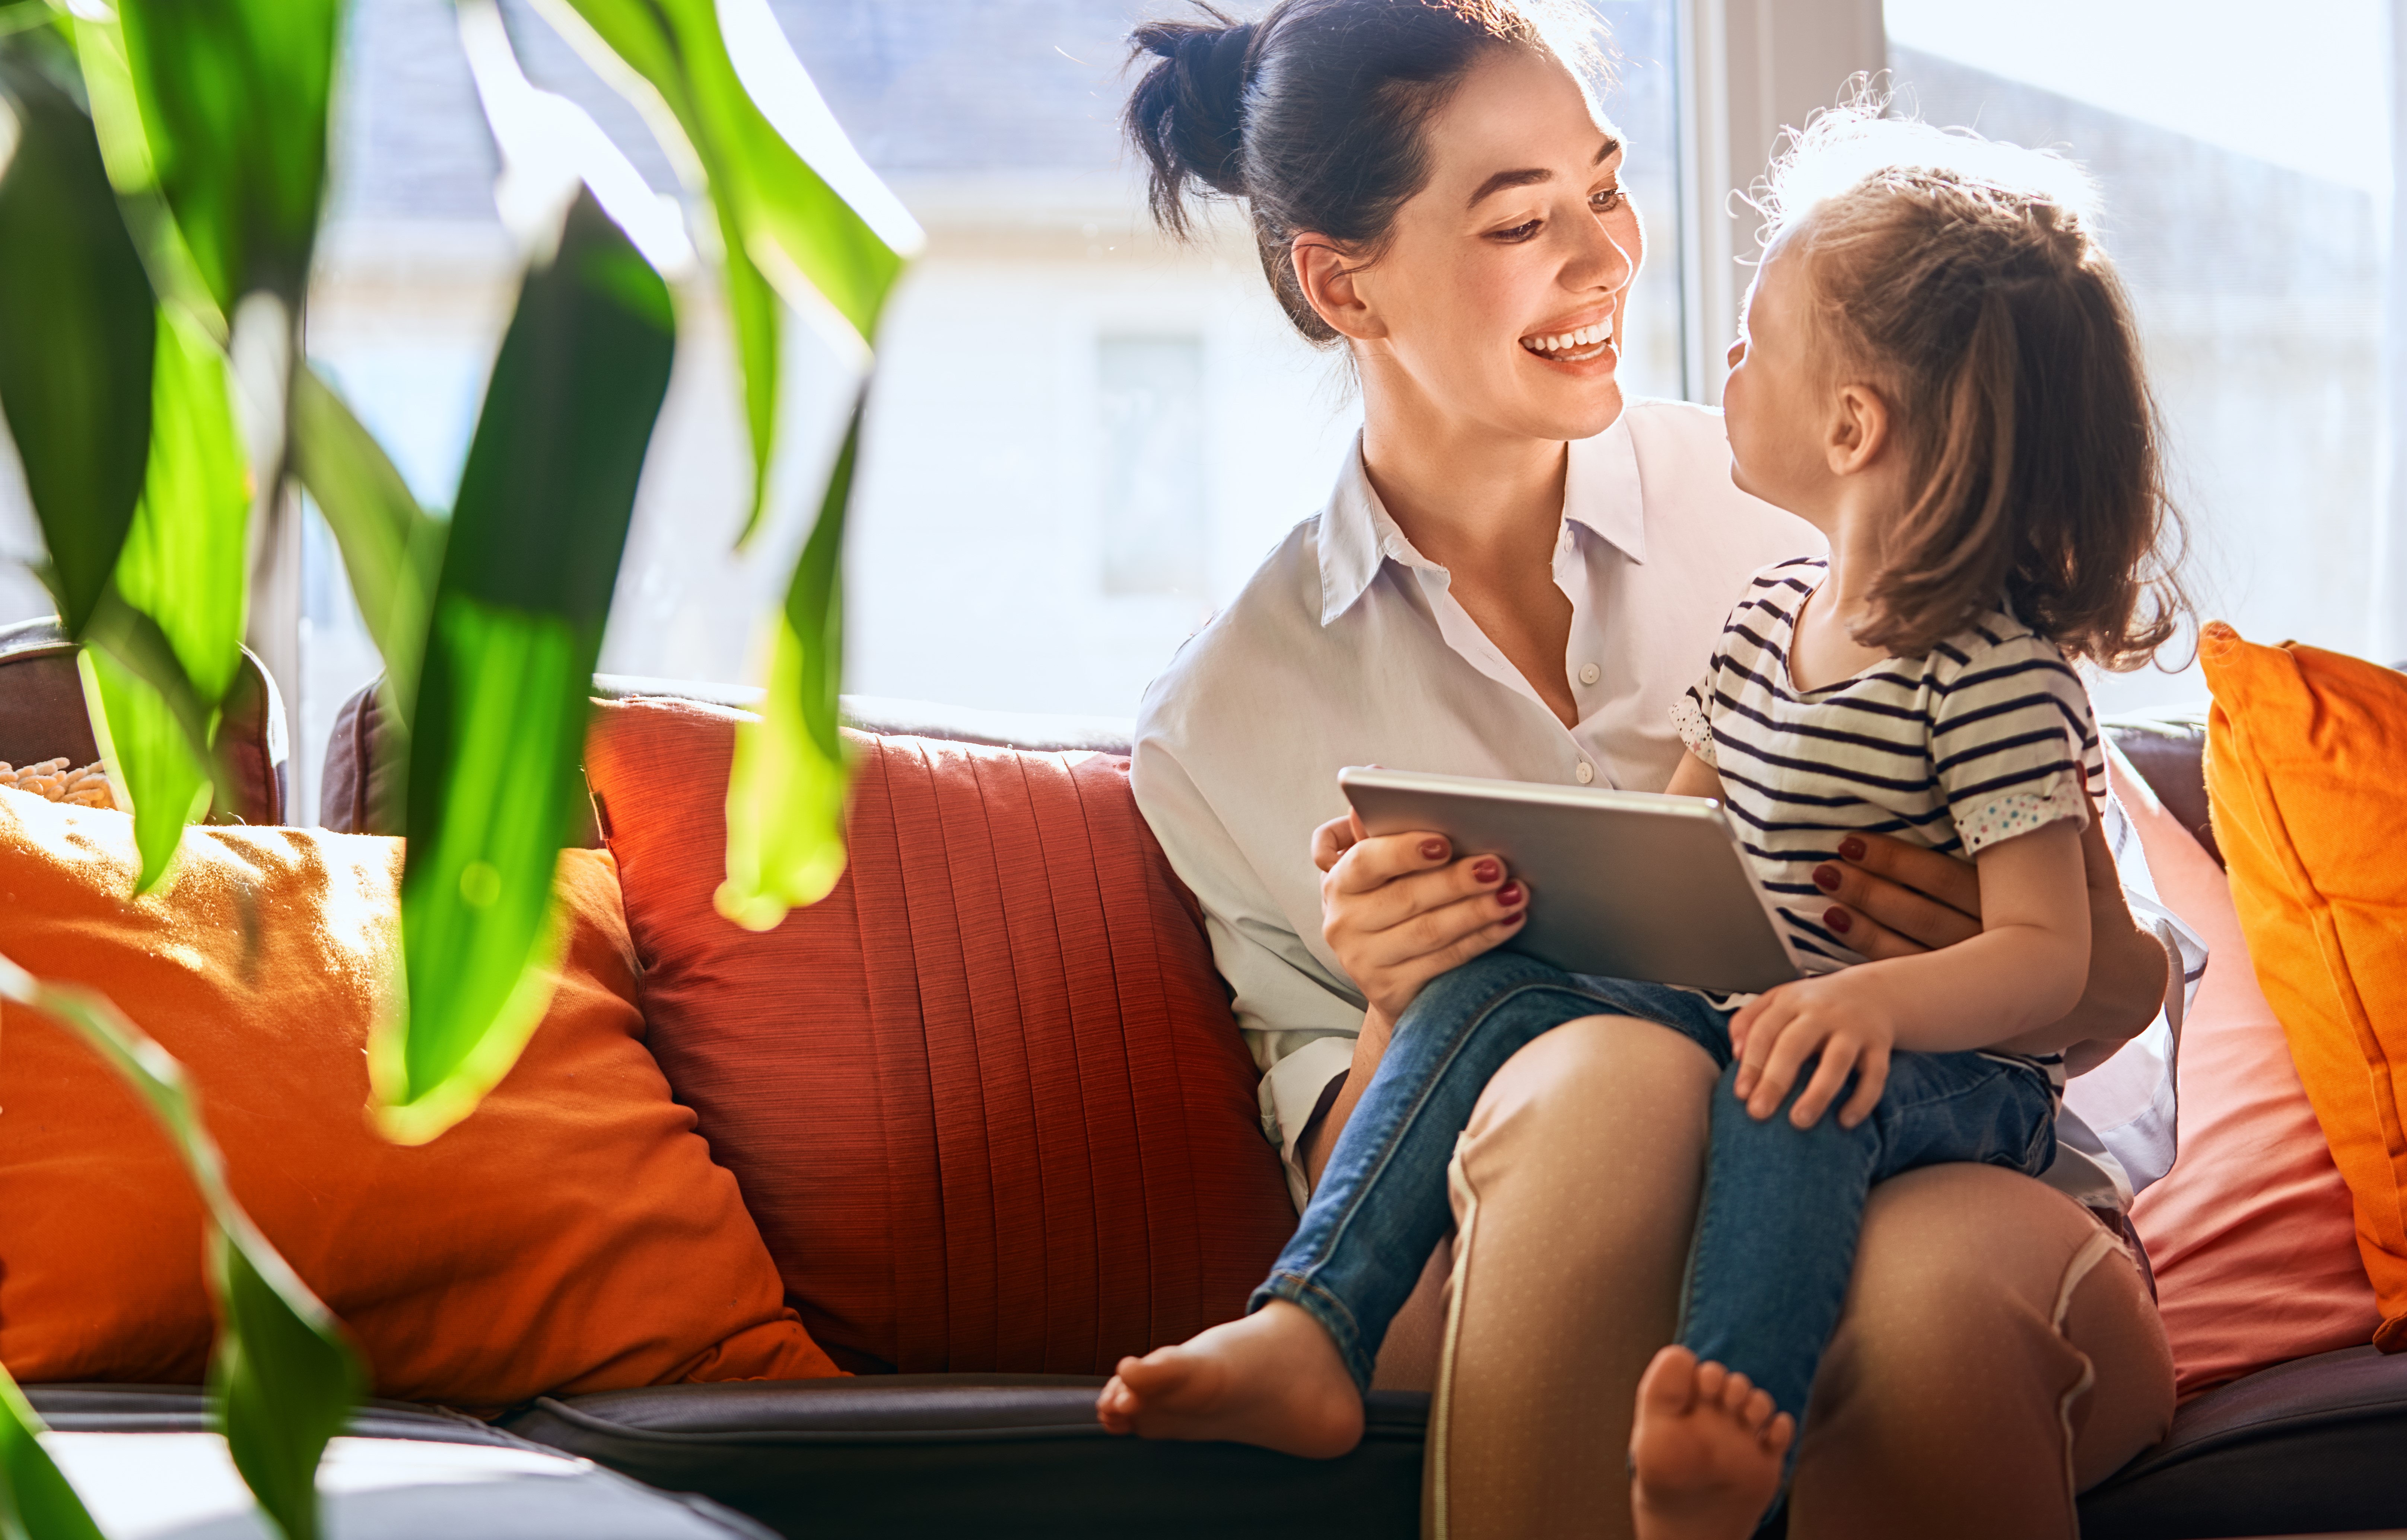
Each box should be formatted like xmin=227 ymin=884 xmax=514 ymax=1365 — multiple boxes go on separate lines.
xmin=290 ymin=366 xmax=447 ymax=726
xmin=0 ymin=52 xmax=155 ymax=637
xmin=716 ymin=392 xmax=859 ymax=931
xmin=542 ymin=0 xmax=916 ymax=543
xmin=108 ymin=0 xmax=339 ymax=312
xmin=81 ymin=644 xmax=212 ymax=891
xmin=0 ymin=1363 xmax=108 ymax=1540
xmin=72 ymin=301 xmax=252 ymax=890
xmin=119 ymin=304 xmax=249 ymax=704
xmin=373 ymin=191 xmax=674 ymax=1143
xmin=0 ymin=953 xmax=363 ymax=1540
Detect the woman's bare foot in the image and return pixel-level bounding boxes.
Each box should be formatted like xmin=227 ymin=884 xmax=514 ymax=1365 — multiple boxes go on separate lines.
xmin=1628 ymin=1345 xmax=1795 ymax=1540
xmin=1094 ymin=1300 xmax=1364 ymax=1458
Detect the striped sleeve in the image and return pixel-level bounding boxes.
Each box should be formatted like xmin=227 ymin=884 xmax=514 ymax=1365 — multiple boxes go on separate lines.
xmin=1928 ymin=629 xmax=2103 ymax=855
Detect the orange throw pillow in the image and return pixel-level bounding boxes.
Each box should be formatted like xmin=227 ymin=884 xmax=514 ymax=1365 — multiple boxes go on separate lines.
xmin=2201 ymin=621 xmax=2407 ymax=1353
xmin=0 ymin=793 xmax=836 ymax=1406
xmin=2115 ymin=754 xmax=2380 ymax=1398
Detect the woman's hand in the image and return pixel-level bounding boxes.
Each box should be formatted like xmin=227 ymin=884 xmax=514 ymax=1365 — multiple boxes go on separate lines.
xmin=1313 ymin=810 xmax=1528 ymax=1027
xmin=1809 ymin=812 xmax=2168 ymax=1055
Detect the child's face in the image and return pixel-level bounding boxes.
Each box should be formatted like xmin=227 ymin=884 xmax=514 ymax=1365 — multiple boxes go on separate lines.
xmin=1720 ymin=239 xmax=1838 ymax=522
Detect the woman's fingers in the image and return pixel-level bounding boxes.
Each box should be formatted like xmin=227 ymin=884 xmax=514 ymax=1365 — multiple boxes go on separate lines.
xmin=1787 ymin=1037 xmax=1860 ymax=1128
xmin=1822 ymin=833 xmax=1981 ymax=953
xmin=1326 ymin=828 xmax=1452 ymax=892
xmin=1311 ymin=813 xmax=1363 ymax=874
xmin=1366 ymin=879 xmax=1527 ymax=970
xmin=1333 ymin=849 xmax=1512 ymax=938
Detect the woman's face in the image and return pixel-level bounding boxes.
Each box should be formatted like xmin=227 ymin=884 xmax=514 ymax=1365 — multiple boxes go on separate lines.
xmin=1348 ymin=44 xmax=1642 ymax=444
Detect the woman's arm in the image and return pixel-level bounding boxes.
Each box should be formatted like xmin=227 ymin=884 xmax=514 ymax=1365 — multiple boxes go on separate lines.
xmin=1806 ymin=812 xmax=2169 ymax=1059
xmin=1731 ymin=821 xmax=2091 ymax=1124
xmin=1295 ymin=809 xmax=1528 ymax=1183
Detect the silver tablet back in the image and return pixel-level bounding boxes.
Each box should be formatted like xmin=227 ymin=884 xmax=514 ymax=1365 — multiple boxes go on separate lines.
xmin=1340 ymin=768 xmax=1803 ymax=995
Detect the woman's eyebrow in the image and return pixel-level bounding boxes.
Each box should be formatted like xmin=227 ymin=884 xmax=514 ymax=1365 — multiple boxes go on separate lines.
xmin=1465 ymin=136 xmax=1624 ymax=210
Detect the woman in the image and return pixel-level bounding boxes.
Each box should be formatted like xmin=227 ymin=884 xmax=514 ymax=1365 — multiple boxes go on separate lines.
xmin=1111 ymin=3 xmax=2191 ymax=1536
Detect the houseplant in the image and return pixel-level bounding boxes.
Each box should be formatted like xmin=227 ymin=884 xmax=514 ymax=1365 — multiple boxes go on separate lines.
xmin=0 ymin=0 xmax=915 ymax=1531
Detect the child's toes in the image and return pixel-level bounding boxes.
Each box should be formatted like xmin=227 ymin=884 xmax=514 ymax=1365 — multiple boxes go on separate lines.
xmin=1762 ymin=1410 xmax=1796 ymax=1456
xmin=1711 ymin=1367 xmax=1757 ymax=1415
xmin=1692 ymin=1358 xmax=1730 ymax=1404
xmin=1736 ymin=1384 xmax=1778 ymax=1435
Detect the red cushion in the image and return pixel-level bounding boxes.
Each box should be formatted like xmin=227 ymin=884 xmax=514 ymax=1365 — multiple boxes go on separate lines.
xmin=583 ymin=697 xmax=1295 ymax=1374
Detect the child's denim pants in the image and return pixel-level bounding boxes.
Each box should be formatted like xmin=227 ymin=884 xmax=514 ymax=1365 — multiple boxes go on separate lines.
xmin=1252 ymin=949 xmax=2058 ymax=1441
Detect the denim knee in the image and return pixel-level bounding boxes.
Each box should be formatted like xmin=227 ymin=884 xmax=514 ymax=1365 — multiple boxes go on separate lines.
xmin=1392 ymin=949 xmax=1574 ymax=1040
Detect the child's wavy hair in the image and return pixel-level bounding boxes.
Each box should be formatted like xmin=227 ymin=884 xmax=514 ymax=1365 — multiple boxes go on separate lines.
xmin=1753 ymin=98 xmax=2187 ymax=668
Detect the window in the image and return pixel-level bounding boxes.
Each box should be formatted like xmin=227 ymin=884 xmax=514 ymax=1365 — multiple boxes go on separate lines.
xmin=1098 ymin=336 xmax=1209 ymax=599
xmin=0 ymin=1 xmax=1696 ymax=820
xmin=1883 ymin=0 xmax=2389 ymax=711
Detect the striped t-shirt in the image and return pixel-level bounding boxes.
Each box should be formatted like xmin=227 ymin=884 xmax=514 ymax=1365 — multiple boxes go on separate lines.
xmin=1672 ymin=557 xmax=2106 ymax=981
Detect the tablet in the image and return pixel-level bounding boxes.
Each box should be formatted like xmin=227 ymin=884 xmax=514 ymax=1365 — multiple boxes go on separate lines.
xmin=1338 ymin=766 xmax=1807 ymax=995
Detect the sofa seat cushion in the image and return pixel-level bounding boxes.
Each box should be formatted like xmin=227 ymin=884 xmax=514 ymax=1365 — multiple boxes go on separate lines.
xmin=503 ymin=1350 xmax=2407 ymax=1540
xmin=0 ymin=802 xmax=836 ymax=1406
xmin=27 ymin=1387 xmax=776 ymax=1540
xmin=503 ymin=1377 xmax=1428 ymax=1539
xmin=582 ymin=698 xmax=1297 ymax=1376
xmin=2075 ymin=1345 xmax=2407 ymax=1539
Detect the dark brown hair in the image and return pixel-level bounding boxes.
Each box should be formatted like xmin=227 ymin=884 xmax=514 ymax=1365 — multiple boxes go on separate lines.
xmin=1758 ymin=108 xmax=2187 ymax=668
xmin=1123 ymin=0 xmax=1604 ymax=345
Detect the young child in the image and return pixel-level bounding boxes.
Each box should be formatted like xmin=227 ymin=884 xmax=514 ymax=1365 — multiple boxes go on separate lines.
xmin=1099 ymin=111 xmax=2183 ymax=1540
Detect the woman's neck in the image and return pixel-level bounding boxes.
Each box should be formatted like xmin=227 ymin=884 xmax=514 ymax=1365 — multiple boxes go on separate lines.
xmin=1357 ymin=387 xmax=1568 ymax=575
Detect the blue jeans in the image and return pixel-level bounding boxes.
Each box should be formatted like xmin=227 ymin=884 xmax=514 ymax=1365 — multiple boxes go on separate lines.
xmin=1253 ymin=950 xmax=2057 ymax=1437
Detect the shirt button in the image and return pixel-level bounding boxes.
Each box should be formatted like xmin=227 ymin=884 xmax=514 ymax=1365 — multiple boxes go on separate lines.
xmin=1575 ymin=761 xmax=1595 ymax=784
xmin=1579 ymin=663 xmax=1601 ymax=686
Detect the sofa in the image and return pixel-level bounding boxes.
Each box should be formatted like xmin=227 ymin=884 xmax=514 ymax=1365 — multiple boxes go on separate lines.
xmin=11 ymin=643 xmax=2407 ymax=1539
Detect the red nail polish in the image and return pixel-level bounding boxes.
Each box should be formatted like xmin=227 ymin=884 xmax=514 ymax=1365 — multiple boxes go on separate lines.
xmin=1473 ymin=858 xmax=1501 ymax=883
xmin=1498 ymin=881 xmax=1524 ymax=906
xmin=1421 ymin=839 xmax=1448 ymax=861
xmin=1812 ymin=864 xmax=1840 ymax=893
xmin=1825 ymin=906 xmax=1853 ymax=934
xmin=1838 ymin=836 xmax=1866 ymax=861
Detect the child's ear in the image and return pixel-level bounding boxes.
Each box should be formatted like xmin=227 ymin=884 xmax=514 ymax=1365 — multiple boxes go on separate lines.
xmin=1826 ymin=382 xmax=1891 ymax=476
xmin=1292 ymin=235 xmax=1385 ymax=342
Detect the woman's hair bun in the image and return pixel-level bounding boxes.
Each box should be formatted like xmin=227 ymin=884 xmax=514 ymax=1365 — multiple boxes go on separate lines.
xmin=1125 ymin=8 xmax=1260 ymax=234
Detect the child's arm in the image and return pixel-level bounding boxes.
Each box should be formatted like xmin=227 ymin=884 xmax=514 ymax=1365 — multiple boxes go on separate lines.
xmin=1729 ymin=818 xmax=2090 ymax=1130
xmin=1666 ymin=749 xmax=1724 ymax=801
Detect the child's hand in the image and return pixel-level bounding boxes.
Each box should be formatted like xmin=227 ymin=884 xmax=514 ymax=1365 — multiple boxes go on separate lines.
xmin=1727 ymin=972 xmax=1899 ymax=1129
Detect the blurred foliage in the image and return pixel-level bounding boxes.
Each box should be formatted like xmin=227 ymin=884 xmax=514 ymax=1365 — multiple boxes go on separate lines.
xmin=0 ymin=0 xmax=910 ymax=1523
xmin=376 ymin=192 xmax=675 ymax=1144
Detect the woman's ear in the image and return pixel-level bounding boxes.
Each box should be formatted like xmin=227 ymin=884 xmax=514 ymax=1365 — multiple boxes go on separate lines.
xmin=1825 ymin=381 xmax=1891 ymax=477
xmin=1291 ymin=235 xmax=1386 ymax=342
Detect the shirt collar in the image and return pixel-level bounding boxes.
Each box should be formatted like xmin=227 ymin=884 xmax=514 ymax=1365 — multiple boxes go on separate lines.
xmin=1317 ymin=414 xmax=1649 ymax=628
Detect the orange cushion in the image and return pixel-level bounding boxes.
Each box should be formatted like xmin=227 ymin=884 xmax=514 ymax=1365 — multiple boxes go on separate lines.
xmin=583 ymin=698 xmax=1297 ymax=1375
xmin=2201 ymin=621 xmax=2407 ymax=1353
xmin=2116 ymin=755 xmax=2380 ymax=1398
xmin=0 ymin=793 xmax=837 ymax=1406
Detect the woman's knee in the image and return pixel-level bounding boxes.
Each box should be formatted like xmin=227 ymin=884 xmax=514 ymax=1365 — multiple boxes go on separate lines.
xmin=1451 ymin=1015 xmax=1718 ymax=1250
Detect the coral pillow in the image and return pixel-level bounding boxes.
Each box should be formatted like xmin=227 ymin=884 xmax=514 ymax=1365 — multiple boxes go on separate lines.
xmin=583 ymin=698 xmax=1296 ymax=1375
xmin=2115 ymin=756 xmax=2379 ymax=1399
xmin=2201 ymin=621 xmax=2407 ymax=1354
xmin=0 ymin=796 xmax=837 ymax=1406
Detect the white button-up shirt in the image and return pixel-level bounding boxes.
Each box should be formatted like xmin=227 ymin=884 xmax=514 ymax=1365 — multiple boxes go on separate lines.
xmin=1132 ymin=399 xmax=2198 ymax=1211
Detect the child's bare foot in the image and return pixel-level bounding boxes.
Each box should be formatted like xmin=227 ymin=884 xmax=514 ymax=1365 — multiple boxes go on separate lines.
xmin=1629 ymin=1345 xmax=1795 ymax=1540
xmin=1094 ymin=1300 xmax=1364 ymax=1458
